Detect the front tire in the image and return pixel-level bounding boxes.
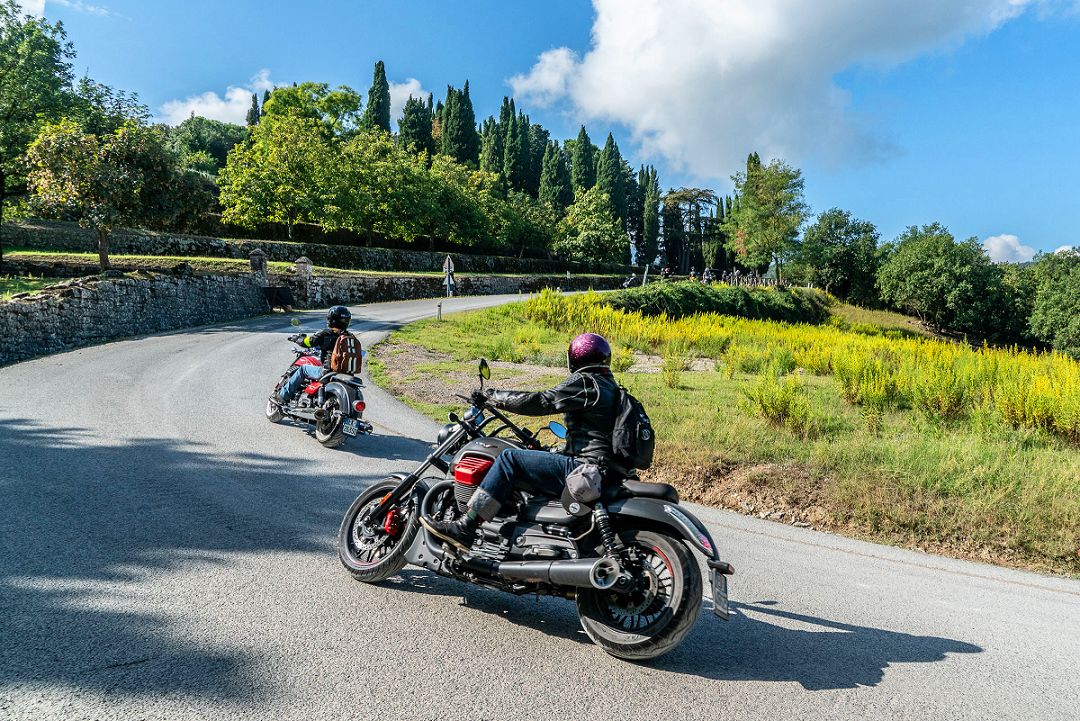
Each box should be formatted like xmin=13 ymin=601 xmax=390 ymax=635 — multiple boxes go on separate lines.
xmin=576 ymin=530 xmax=703 ymax=661
xmin=265 ymin=397 xmax=284 ymax=423
xmin=338 ymin=480 xmax=420 ymax=583
xmin=315 ymin=397 xmax=345 ymax=447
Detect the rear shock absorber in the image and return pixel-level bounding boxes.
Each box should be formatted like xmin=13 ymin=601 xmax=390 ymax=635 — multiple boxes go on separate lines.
xmin=592 ymin=503 xmax=624 ymax=556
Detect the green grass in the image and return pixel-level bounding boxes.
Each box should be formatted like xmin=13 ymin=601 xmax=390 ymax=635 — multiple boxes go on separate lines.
xmin=828 ymin=302 xmax=939 ymax=339
xmin=371 ymin=301 xmax=1080 ymax=576
xmin=0 ymin=275 xmax=55 ymax=300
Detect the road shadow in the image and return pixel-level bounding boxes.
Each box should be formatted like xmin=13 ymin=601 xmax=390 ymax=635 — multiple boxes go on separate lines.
xmin=654 ymin=600 xmax=982 ymax=690
xmin=0 ymin=418 xmax=381 ymax=702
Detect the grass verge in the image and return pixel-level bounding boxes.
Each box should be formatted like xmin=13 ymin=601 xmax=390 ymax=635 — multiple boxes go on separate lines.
xmin=0 ymin=274 xmax=55 ymax=299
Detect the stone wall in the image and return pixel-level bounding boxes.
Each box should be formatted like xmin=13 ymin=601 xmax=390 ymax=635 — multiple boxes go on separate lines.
xmin=2 ymin=220 xmax=634 ymax=276
xmin=0 ymin=272 xmax=269 ymax=366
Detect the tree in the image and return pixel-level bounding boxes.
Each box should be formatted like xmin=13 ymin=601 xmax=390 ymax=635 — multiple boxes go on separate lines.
xmin=594 ymin=133 xmax=627 ymax=230
xmin=640 ymin=168 xmax=661 ymax=266
xmin=261 ymin=82 xmax=362 ymax=138
xmin=525 ymin=121 xmax=549 ymax=197
xmin=397 ymin=94 xmax=435 ymax=155
xmin=245 ymin=93 xmax=260 ymax=126
xmin=502 ymin=113 xmax=528 ymax=192
xmin=167 ymin=115 xmax=247 ymax=174
xmin=663 ymin=187 xmax=718 ymax=273
xmin=555 ymin=187 xmax=627 ymax=265
xmin=27 ymin=120 xmax=209 ymax=269
xmin=569 ymin=126 xmax=596 ymax=193
xmin=478 ymin=117 xmax=501 ymax=174
xmin=723 ymin=154 xmax=807 ymax=281
xmin=218 ymin=114 xmax=333 ymax=239
xmin=799 ymin=208 xmax=880 ymax=304
xmin=360 ymin=60 xmax=391 ymax=133
xmin=876 ymin=223 xmax=1003 ymax=335
xmin=538 ymin=141 xmax=573 ymax=212
xmin=439 ymin=82 xmax=479 ymax=166
xmin=0 ymin=1 xmax=74 ymax=266
xmin=1028 ymin=249 xmax=1080 ymax=357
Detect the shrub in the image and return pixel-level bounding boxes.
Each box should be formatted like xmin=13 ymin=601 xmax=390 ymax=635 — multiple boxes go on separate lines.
xmin=740 ymin=367 xmax=815 ymax=437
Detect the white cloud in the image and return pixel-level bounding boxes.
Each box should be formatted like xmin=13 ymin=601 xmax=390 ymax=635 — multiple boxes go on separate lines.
xmin=159 ymin=69 xmax=276 ymax=126
xmin=16 ymin=0 xmax=44 ymax=15
xmin=388 ymin=78 xmax=431 ymax=130
xmin=983 ymin=234 xmax=1036 ymax=262
xmin=511 ymin=0 xmax=1061 ymax=180
xmin=1054 ymin=244 xmax=1076 ymax=254
xmin=51 ymin=0 xmax=109 ymax=16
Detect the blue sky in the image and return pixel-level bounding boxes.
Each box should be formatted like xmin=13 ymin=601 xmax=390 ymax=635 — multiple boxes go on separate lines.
xmin=30 ymin=0 xmax=1080 ymax=259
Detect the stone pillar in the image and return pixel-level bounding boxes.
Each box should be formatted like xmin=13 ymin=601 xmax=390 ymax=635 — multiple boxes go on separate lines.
xmin=249 ymin=248 xmax=268 ymax=286
xmin=294 ymin=256 xmax=314 ymax=307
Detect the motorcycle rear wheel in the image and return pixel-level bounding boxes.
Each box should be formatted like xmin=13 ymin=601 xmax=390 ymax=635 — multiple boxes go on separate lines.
xmin=338 ymin=480 xmax=419 ymax=583
xmin=315 ymin=398 xmax=345 ymax=447
xmin=576 ymin=530 xmax=702 ymax=661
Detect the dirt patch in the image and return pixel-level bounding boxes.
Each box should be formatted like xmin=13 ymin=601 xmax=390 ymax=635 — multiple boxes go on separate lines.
xmin=628 ymin=353 xmax=715 ymax=373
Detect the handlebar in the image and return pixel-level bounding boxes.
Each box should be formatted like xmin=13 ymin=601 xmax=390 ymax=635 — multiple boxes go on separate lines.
xmin=453 ymin=392 xmax=540 ymax=449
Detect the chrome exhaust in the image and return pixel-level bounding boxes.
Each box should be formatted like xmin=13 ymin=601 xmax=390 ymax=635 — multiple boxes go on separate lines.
xmin=496 ymin=557 xmax=622 ymax=590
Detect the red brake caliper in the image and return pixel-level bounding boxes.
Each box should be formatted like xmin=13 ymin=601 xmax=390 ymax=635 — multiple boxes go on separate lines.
xmin=380 ymin=494 xmax=402 ymax=536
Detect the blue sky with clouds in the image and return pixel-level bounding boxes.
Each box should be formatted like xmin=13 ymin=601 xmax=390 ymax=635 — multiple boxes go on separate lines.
xmin=26 ymin=0 xmax=1080 ymax=259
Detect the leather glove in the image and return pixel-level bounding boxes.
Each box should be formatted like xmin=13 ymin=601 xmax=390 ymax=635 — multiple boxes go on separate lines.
xmin=469 ymin=389 xmax=490 ymax=408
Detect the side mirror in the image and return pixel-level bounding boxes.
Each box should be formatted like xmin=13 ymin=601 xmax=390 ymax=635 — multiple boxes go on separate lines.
xmin=548 ymin=421 xmax=567 ymax=439
xmin=479 ymin=358 xmax=491 ymax=381
xmin=290 ymin=318 xmax=301 ymax=327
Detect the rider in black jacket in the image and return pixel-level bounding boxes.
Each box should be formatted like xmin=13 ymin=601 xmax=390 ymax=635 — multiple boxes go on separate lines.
xmin=421 ymin=333 xmax=621 ymax=552
xmin=274 ymin=306 xmax=352 ymax=405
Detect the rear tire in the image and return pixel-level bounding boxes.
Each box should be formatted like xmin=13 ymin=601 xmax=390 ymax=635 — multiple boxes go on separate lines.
xmin=315 ymin=398 xmax=345 ymax=447
xmin=576 ymin=530 xmax=702 ymax=661
xmin=265 ymin=397 xmax=283 ymax=423
xmin=338 ymin=480 xmax=420 ymax=583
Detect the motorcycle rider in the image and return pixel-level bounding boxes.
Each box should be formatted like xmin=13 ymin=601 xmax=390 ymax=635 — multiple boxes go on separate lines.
xmin=274 ymin=305 xmax=353 ymax=405
xmin=420 ymin=332 xmax=623 ymax=552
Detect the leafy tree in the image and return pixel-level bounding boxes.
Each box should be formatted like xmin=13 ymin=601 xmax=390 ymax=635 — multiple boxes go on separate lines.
xmin=218 ymin=114 xmax=333 ymax=239
xmin=27 ymin=120 xmax=209 ymax=269
xmin=167 ymin=115 xmax=247 ymax=173
xmin=246 ymin=93 xmax=260 ymax=126
xmin=569 ymin=126 xmax=596 ymax=193
xmin=439 ymin=82 xmax=479 ymax=166
xmin=723 ymin=154 xmax=807 ymax=281
xmin=1028 ymin=249 xmax=1080 ymax=357
xmin=555 ymin=187 xmax=626 ymax=264
xmin=67 ymin=77 xmax=150 ymax=136
xmin=498 ymin=190 xmax=559 ymax=258
xmin=799 ymin=208 xmax=880 ymax=304
xmin=538 ymin=141 xmax=572 ymax=212
xmin=664 ymin=187 xmax=718 ymax=273
xmin=261 ymin=82 xmax=362 ymax=138
xmin=397 ymin=93 xmax=435 ymax=155
xmin=360 ymin=60 xmax=391 ymax=133
xmin=876 ymin=223 xmax=1003 ymax=335
xmin=595 ymin=133 xmax=627 ymax=231
xmin=0 ymin=1 xmax=74 ymax=265
xmin=261 ymin=89 xmax=270 ymax=116
xmin=640 ymin=168 xmax=661 ymax=266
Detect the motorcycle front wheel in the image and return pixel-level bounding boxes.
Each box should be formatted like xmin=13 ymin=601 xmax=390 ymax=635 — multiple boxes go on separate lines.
xmin=265 ymin=397 xmax=284 ymax=423
xmin=576 ymin=530 xmax=703 ymax=661
xmin=338 ymin=480 xmax=420 ymax=583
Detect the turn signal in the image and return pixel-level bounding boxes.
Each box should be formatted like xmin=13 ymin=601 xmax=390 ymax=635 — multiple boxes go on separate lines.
xmin=353 ymin=400 xmax=366 ymax=413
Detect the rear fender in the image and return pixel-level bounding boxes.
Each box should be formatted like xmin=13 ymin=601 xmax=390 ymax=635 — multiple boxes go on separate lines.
xmin=607 ymin=498 xmax=720 ymax=561
xmin=322 ymin=381 xmax=355 ymax=415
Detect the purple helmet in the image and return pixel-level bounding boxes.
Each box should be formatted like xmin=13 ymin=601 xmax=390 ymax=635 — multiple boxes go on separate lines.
xmin=567 ymin=333 xmax=612 ymax=372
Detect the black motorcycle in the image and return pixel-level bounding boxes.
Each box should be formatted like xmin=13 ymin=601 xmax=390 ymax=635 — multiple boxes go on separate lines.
xmin=337 ymin=359 xmax=733 ymax=660
xmin=265 ymin=334 xmax=373 ymax=447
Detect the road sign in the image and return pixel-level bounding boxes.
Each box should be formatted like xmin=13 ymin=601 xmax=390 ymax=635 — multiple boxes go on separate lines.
xmin=443 ymin=255 xmax=454 ymax=274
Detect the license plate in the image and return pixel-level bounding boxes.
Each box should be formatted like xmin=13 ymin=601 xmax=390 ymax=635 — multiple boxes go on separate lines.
xmin=711 ymin=569 xmax=730 ymax=620
xmin=343 ymin=418 xmax=359 ymax=437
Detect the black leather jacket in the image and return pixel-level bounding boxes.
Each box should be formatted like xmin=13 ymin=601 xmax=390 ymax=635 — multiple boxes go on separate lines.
xmin=487 ymin=369 xmax=621 ymax=467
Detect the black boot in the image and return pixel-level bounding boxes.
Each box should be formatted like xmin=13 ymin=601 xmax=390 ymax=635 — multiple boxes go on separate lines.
xmin=420 ymin=514 xmax=478 ymax=553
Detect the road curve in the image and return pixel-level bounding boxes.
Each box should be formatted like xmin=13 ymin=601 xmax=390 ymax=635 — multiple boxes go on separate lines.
xmin=1 ymin=294 xmax=1077 ymax=721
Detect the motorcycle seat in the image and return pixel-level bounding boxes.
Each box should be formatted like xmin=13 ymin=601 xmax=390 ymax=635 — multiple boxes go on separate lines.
xmin=603 ymin=480 xmax=679 ymax=504
xmin=321 ymin=373 xmax=363 ymax=386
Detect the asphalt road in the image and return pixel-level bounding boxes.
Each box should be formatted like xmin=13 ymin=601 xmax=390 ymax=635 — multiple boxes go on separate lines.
xmin=1 ymin=294 xmax=1078 ymax=721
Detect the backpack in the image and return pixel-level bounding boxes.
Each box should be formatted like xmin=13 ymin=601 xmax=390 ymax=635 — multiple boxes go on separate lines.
xmin=612 ymin=387 xmax=654 ymax=470
xmin=329 ymin=333 xmax=362 ymax=374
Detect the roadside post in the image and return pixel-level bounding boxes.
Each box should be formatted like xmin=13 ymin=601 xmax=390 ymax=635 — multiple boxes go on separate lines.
xmin=437 ymin=301 xmax=443 ymax=321
xmin=642 ymin=265 xmax=649 ymax=286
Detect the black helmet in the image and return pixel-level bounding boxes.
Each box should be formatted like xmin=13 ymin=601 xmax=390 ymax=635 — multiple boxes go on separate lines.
xmin=327 ymin=305 xmax=351 ymax=330
xmin=567 ymin=333 xmax=612 ymax=372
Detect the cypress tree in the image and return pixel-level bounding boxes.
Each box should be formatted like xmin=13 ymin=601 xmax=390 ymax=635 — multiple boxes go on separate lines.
xmin=361 ymin=60 xmax=392 ymax=133
xmin=441 ymin=82 xmax=480 ymax=166
xmin=595 ymin=132 xmax=627 ymax=230
xmin=525 ymin=122 xmax=549 ymax=197
xmin=539 ymin=141 xmax=573 ymax=212
xmin=398 ymin=94 xmax=434 ymax=154
xmin=641 ymin=167 xmax=661 ymax=266
xmin=245 ymin=93 xmax=260 ymax=126
xmin=502 ymin=113 xmax=528 ymax=191
xmin=570 ymin=126 xmax=596 ymax=193
xmin=479 ymin=117 xmax=502 ymax=174
xmin=261 ymin=89 xmax=271 ymax=117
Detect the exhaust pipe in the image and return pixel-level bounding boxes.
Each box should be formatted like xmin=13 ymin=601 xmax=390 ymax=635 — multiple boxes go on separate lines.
xmin=495 ymin=557 xmax=622 ymax=590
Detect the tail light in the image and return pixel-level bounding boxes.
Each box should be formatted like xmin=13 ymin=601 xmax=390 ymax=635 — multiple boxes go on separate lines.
xmin=454 ymin=456 xmax=494 ymax=486
xmin=353 ymin=400 xmax=366 ymax=413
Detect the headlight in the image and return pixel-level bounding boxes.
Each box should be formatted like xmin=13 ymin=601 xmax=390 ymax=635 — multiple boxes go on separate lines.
xmin=436 ymin=423 xmax=455 ymax=446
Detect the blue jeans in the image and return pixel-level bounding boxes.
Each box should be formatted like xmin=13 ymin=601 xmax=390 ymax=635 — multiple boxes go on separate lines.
xmin=479 ymin=448 xmax=581 ymax=504
xmin=278 ymin=364 xmax=324 ymax=402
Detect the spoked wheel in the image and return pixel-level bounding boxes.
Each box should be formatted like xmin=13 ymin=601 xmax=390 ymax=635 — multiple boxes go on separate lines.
xmin=338 ymin=480 xmax=420 ymax=583
xmin=265 ymin=397 xmax=284 ymax=423
xmin=315 ymin=397 xmax=345 ymax=447
xmin=577 ymin=530 xmax=702 ymax=661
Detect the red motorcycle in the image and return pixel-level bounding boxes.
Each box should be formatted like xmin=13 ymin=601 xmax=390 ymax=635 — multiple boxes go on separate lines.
xmin=265 ymin=335 xmax=373 ymax=447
